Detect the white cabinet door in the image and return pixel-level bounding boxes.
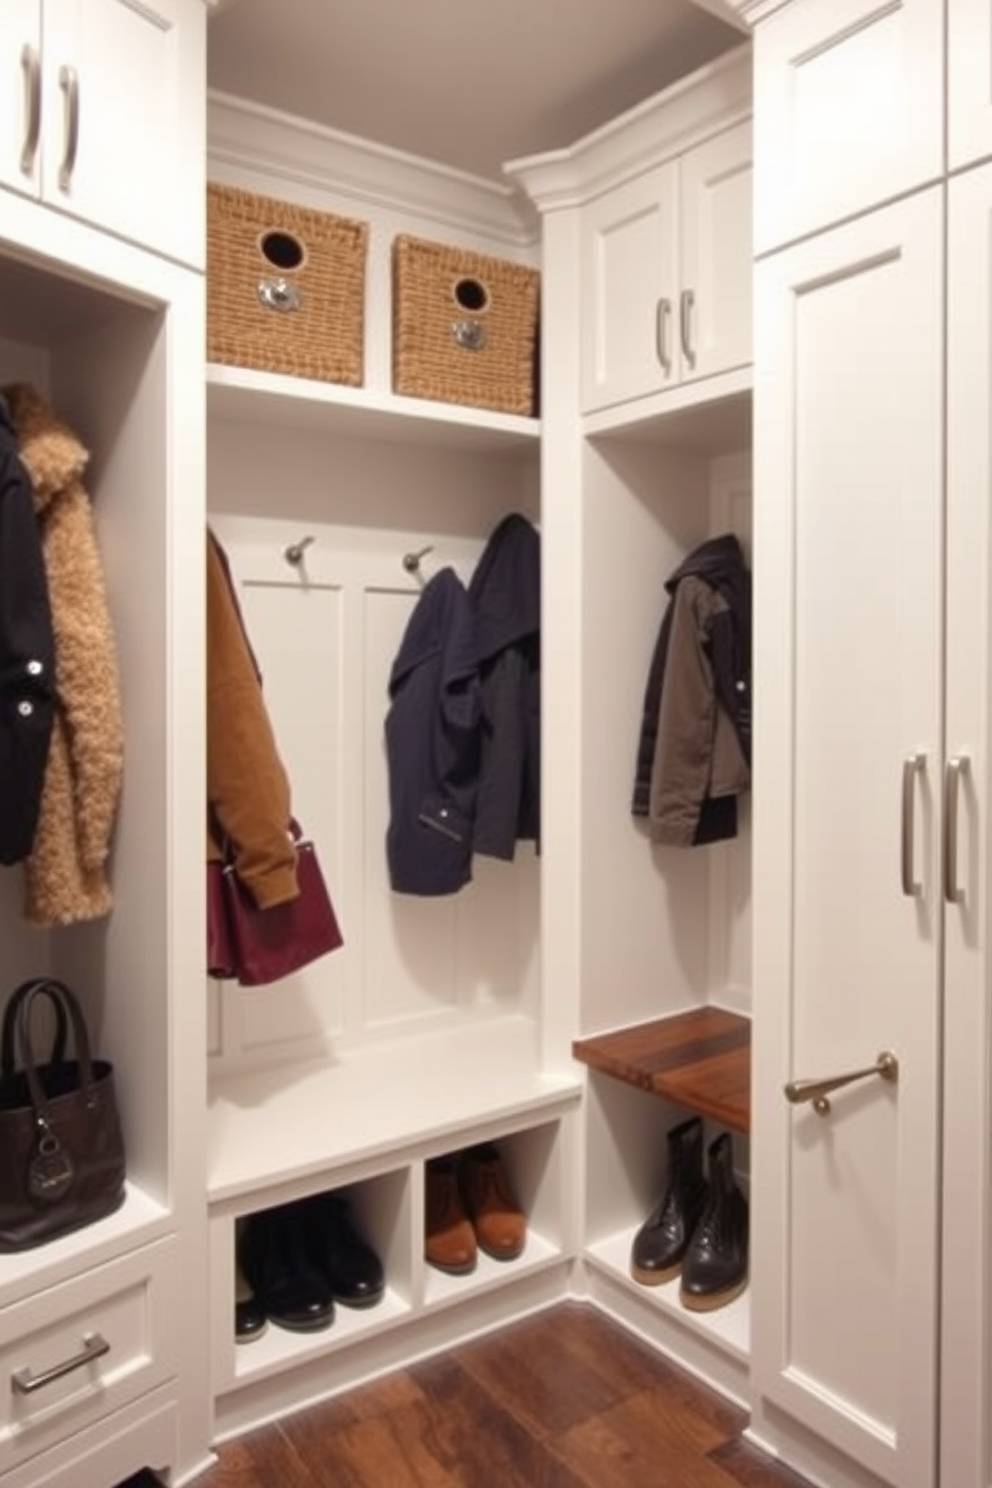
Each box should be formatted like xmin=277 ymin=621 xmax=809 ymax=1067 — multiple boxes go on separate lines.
xmin=752 ymin=0 xmax=943 ymax=252
xmin=38 ymin=0 xmax=204 ymax=264
xmin=0 ymin=2 xmax=41 ymax=199
xmin=940 ymin=161 xmax=992 ymax=1488
xmin=679 ymin=120 xmax=752 ymax=384
xmin=580 ymin=162 xmax=678 ymax=412
xmin=948 ymin=0 xmax=992 ymax=172
xmin=751 ymin=189 xmax=943 ymax=1488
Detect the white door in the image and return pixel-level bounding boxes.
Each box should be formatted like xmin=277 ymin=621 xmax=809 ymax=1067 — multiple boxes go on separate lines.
xmin=0 ymin=2 xmax=41 ymax=199
xmin=940 ymin=161 xmax=992 ymax=1488
xmin=752 ymin=0 xmax=943 ymax=252
xmin=948 ymin=0 xmax=992 ymax=172
xmin=750 ymin=188 xmax=943 ymax=1488
xmin=40 ymin=0 xmax=204 ymax=265
xmin=679 ymin=121 xmax=751 ymax=384
xmin=579 ymin=162 xmax=678 ymax=413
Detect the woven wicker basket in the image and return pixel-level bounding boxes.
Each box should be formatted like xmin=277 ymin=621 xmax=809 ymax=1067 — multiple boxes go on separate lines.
xmin=206 ymin=184 xmax=368 ymax=386
xmin=392 ymin=235 xmax=539 ymax=416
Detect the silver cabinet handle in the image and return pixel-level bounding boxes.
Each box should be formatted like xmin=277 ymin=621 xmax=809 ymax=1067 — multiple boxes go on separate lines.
xmin=655 ymin=297 xmax=672 ymax=376
xmin=19 ymin=44 xmax=41 ymax=176
xmin=901 ymin=752 xmax=925 ymax=897
xmin=785 ymin=1050 xmax=898 ymax=1116
xmin=944 ymin=755 xmax=970 ymax=904
xmin=58 ymin=65 xmax=79 ymax=192
xmin=11 ymin=1332 xmax=109 ymax=1395
xmin=680 ymin=288 xmax=696 ymax=369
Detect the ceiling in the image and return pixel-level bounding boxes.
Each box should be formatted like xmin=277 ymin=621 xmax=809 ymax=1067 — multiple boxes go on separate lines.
xmin=206 ymin=0 xmax=745 ymax=184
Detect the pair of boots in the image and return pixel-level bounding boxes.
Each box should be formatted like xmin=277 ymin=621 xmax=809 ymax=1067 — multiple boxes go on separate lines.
xmin=425 ymin=1144 xmax=526 ymax=1274
xmin=630 ymin=1117 xmax=748 ymax=1312
xmin=237 ymin=1191 xmax=385 ymax=1340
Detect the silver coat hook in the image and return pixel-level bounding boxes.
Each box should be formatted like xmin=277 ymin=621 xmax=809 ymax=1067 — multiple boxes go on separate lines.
xmin=284 ymin=535 xmax=315 ymax=566
xmin=402 ymin=544 xmax=434 ymax=574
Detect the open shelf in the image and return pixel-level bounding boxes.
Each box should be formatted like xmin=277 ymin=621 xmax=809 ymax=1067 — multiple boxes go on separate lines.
xmin=572 ymin=1006 xmax=750 ymax=1133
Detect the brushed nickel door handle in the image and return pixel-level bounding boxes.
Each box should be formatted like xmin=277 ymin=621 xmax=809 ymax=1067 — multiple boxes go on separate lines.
xmin=19 ymin=44 xmax=41 ymax=176
xmin=11 ymin=1332 xmax=110 ymax=1395
xmin=655 ymin=297 xmax=672 ymax=376
xmin=944 ymin=755 xmax=970 ymax=904
xmin=680 ymin=287 xmax=696 ymax=369
xmin=901 ymin=752 xmax=925 ymax=897
xmin=785 ymin=1051 xmax=899 ymax=1116
xmin=58 ymin=64 xmax=79 ymax=192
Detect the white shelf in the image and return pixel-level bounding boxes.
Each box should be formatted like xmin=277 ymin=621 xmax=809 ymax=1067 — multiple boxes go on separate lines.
xmin=585 ymin=1226 xmax=750 ymax=1360
xmin=207 ymin=1016 xmax=583 ymax=1203
xmin=207 ymin=363 xmax=541 ymax=452
xmin=583 ymin=365 xmax=752 ymax=454
xmin=232 ymin=1284 xmax=412 ymax=1389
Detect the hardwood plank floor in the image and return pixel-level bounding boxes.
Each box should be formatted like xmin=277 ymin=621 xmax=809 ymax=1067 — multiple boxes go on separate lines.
xmin=195 ymin=1304 xmax=815 ymax=1488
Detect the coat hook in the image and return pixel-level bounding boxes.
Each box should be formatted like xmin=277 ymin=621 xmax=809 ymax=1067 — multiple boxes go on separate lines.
xmin=402 ymin=544 xmax=434 ymax=574
xmin=284 ymin=535 xmax=315 ymax=566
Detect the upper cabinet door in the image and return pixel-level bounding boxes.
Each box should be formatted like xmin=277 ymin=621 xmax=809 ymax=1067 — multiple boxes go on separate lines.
xmin=752 ymin=0 xmax=943 ymax=253
xmin=751 ymin=188 xmax=943 ymax=1488
xmin=580 ymin=162 xmax=679 ymax=413
xmin=679 ymin=120 xmax=752 ymax=384
xmin=38 ymin=0 xmax=205 ymax=267
xmin=948 ymin=0 xmax=992 ymax=172
xmin=0 ymin=2 xmax=42 ymax=200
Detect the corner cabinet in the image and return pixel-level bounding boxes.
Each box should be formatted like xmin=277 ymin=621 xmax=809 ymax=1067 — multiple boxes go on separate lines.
xmin=0 ymin=2 xmax=210 ymax=1485
xmin=0 ymin=0 xmax=206 ymax=268
xmin=580 ymin=118 xmax=752 ymax=414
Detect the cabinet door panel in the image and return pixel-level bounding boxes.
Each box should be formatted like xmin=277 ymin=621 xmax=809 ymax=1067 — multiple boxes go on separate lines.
xmin=41 ymin=0 xmax=204 ymax=265
xmin=948 ymin=0 xmax=992 ymax=171
xmin=753 ymin=0 xmax=943 ymax=252
xmin=941 ymin=162 xmax=992 ymax=1488
xmin=679 ymin=121 xmax=752 ymax=383
xmin=0 ymin=2 xmax=41 ymax=200
xmin=580 ymin=163 xmax=678 ymax=412
xmin=751 ymin=190 xmax=943 ymax=1488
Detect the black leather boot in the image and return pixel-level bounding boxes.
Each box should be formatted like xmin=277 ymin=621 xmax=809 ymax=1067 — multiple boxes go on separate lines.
xmin=630 ymin=1116 xmax=709 ymax=1286
xmin=679 ymin=1131 xmax=748 ymax=1311
xmin=240 ymin=1202 xmax=335 ymax=1332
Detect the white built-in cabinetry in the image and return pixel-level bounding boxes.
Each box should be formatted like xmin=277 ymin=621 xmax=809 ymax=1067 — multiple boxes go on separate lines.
xmin=731 ymin=2 xmax=992 ymax=1488
xmin=580 ymin=117 xmax=751 ymax=413
xmin=0 ymin=0 xmax=205 ymax=267
xmin=0 ymin=5 xmax=209 ymax=1487
xmin=508 ymin=40 xmax=755 ymax=1410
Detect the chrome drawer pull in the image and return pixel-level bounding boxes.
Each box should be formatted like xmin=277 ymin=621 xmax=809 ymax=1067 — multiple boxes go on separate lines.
xmin=11 ymin=1332 xmax=110 ymax=1395
xmin=784 ymin=1050 xmax=898 ymax=1116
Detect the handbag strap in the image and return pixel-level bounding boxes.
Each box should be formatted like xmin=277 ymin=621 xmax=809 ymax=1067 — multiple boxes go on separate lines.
xmin=1 ymin=977 xmax=68 ymax=1077
xmin=16 ymin=979 xmax=98 ymax=1123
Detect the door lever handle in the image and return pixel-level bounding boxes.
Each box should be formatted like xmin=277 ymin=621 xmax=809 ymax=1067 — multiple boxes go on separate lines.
xmin=784 ymin=1050 xmax=898 ymax=1116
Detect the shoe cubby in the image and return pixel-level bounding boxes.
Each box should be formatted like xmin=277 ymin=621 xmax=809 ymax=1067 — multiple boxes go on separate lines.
xmin=580 ymin=1069 xmax=751 ymax=1400
xmin=420 ymin=1118 xmax=569 ymax=1308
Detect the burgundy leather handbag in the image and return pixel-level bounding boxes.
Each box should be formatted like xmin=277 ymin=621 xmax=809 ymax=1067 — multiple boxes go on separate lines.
xmin=208 ymin=823 xmax=343 ymax=987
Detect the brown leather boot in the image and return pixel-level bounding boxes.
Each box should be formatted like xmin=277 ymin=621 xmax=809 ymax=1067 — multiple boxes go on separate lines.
xmin=425 ymin=1157 xmax=477 ymax=1274
xmin=460 ymin=1143 xmax=526 ymax=1261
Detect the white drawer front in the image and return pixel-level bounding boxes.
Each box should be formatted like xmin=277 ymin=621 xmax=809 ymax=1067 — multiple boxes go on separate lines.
xmin=0 ymin=1237 xmax=178 ymax=1472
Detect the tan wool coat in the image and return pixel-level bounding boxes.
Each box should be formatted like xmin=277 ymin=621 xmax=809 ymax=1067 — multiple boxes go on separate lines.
xmin=4 ymin=383 xmax=125 ymax=926
xmin=206 ymin=530 xmax=298 ymax=908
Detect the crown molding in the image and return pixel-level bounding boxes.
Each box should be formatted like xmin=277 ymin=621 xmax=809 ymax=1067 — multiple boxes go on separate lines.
xmin=505 ymin=43 xmax=752 ymax=213
xmin=207 ymin=91 xmax=540 ymax=248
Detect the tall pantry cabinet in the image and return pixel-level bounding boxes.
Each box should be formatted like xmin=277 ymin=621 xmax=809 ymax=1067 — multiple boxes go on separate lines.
xmin=0 ymin=3 xmax=210 ymax=1487
xmin=728 ymin=3 xmax=992 ymax=1488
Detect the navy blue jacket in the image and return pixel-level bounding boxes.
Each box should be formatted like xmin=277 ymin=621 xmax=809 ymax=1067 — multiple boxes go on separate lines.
xmin=0 ymin=395 xmax=55 ymax=865
xmin=467 ymin=513 xmax=540 ymax=860
xmin=385 ymin=568 xmax=480 ymax=895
